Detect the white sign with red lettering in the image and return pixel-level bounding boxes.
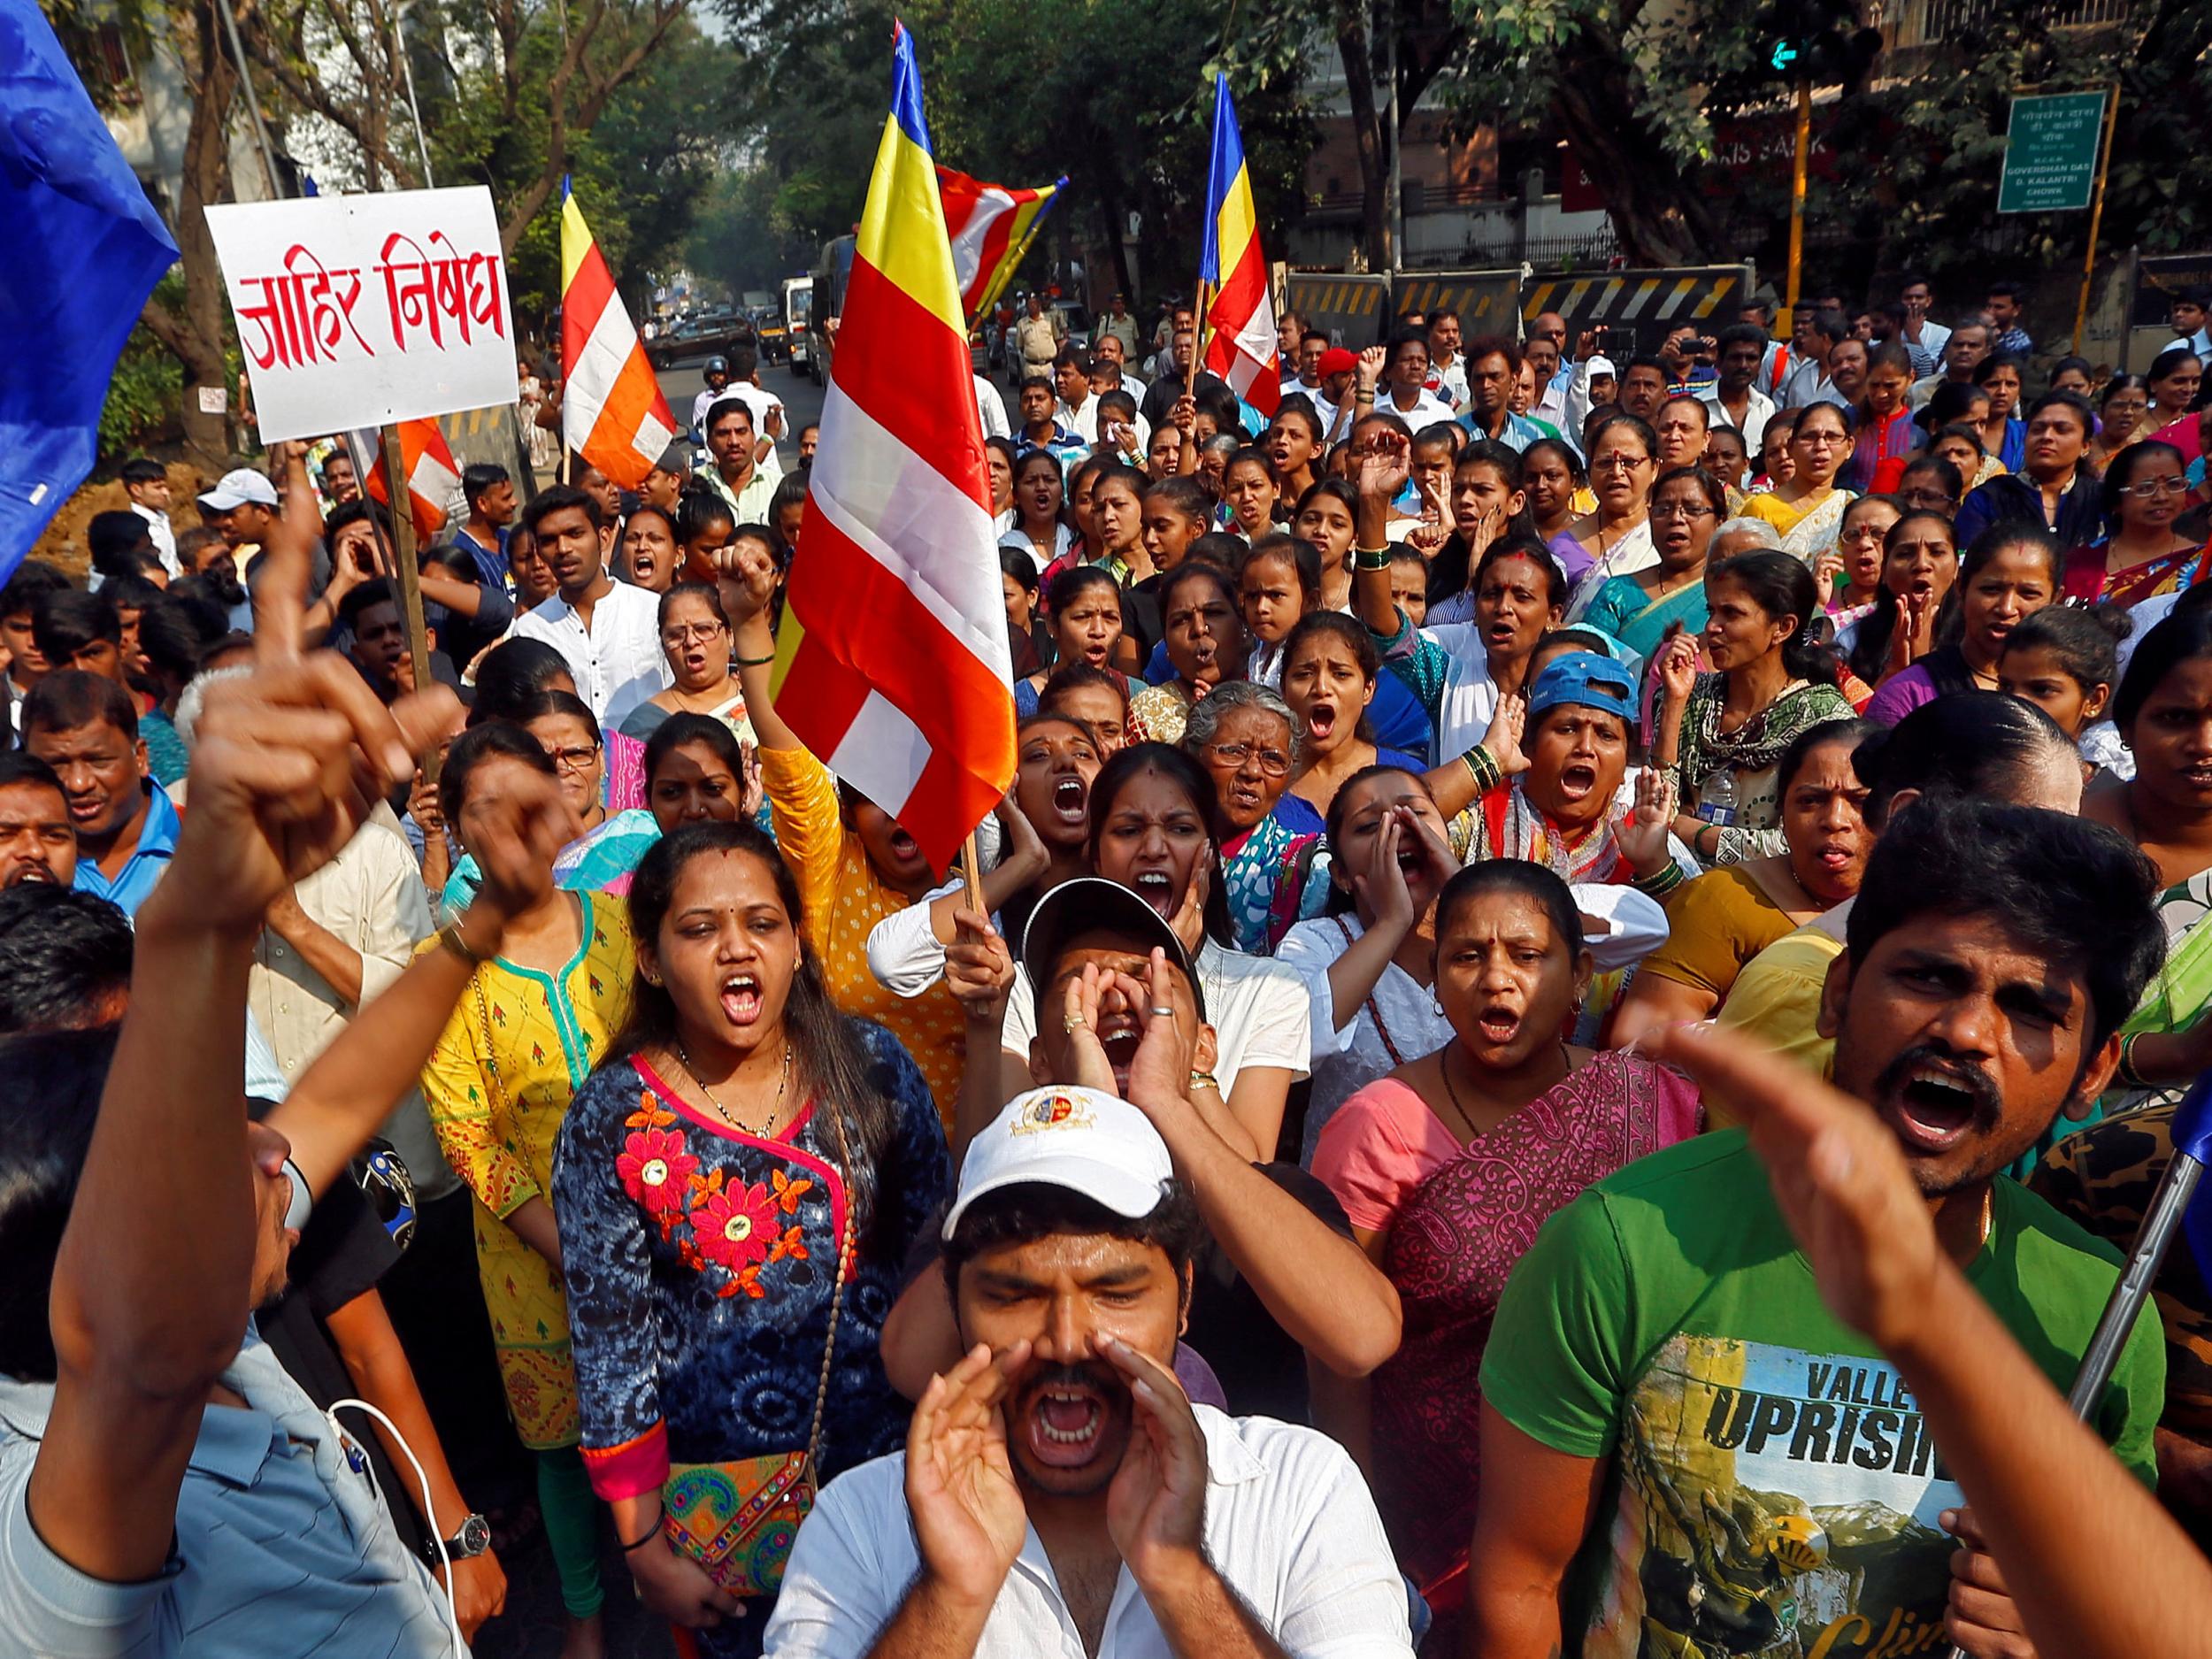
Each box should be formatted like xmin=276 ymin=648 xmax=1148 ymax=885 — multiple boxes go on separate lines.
xmin=206 ymin=186 xmax=515 ymax=442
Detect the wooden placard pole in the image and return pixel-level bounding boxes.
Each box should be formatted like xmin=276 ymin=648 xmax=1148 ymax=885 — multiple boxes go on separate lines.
xmin=378 ymin=421 xmax=434 ymax=697
xmin=959 ymin=830 xmax=984 ymax=918
xmin=2070 ymin=83 xmax=2123 ymax=356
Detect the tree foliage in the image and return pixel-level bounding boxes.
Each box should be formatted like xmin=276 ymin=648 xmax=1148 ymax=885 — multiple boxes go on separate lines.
xmin=697 ymin=0 xmax=1310 ymax=307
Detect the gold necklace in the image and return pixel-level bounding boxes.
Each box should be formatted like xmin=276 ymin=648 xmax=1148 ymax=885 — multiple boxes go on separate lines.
xmin=677 ymin=1040 xmax=790 ymax=1136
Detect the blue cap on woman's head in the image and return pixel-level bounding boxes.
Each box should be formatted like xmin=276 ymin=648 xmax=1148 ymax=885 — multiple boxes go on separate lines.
xmin=1526 ymin=651 xmax=1637 ymax=724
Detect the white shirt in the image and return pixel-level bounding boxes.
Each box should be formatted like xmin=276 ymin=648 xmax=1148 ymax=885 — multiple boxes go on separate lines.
xmin=1066 ymin=394 xmax=1150 ymax=451
xmin=511 ymin=579 xmax=669 ymax=727
xmin=975 ymin=374 xmax=1011 ymax=440
xmin=1412 ymin=620 xmax=1502 ymax=762
xmin=131 ymin=502 xmax=180 ymax=576
xmin=762 ymin=1408 xmax=1415 ymax=1659
xmin=1697 ymin=383 xmax=1775 ymax=453
xmin=1778 ymin=359 xmax=1846 ymax=410
xmin=1377 ymin=388 xmax=1455 ymax=432
xmin=999 ymin=522 xmax=1079 ymax=575
xmin=1901 ymin=319 xmax=1950 ymax=380
xmin=1428 ymin=354 xmax=1469 ymax=411
xmin=1000 ymin=943 xmax=1310 ymax=1096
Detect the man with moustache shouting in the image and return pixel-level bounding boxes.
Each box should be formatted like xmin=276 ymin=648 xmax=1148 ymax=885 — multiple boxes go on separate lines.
xmin=761 ymin=1015 xmax=1414 ymax=1655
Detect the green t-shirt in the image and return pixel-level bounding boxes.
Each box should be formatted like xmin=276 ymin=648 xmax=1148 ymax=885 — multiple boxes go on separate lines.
xmin=1482 ymin=1128 xmax=2164 ymax=1659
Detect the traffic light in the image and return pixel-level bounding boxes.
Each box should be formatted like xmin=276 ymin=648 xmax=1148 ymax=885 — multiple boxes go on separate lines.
xmin=1759 ymin=0 xmax=1883 ymax=83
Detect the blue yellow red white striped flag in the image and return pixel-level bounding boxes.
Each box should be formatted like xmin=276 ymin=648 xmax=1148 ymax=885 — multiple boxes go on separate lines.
xmin=772 ymin=26 xmax=1016 ymax=870
xmin=1198 ymin=74 xmax=1279 ymax=418
xmin=561 ymin=180 xmax=679 ymax=490
xmin=938 ymin=167 xmax=1064 ymax=325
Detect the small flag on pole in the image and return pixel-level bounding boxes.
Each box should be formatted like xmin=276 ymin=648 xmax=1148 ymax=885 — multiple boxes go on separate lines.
xmin=937 ymin=167 xmax=1064 ymax=326
xmin=772 ymin=26 xmax=1016 ymax=871
xmin=1198 ymin=74 xmax=1279 ymax=419
xmin=560 ymin=180 xmax=678 ymax=489
xmin=352 ymin=420 xmax=463 ymax=541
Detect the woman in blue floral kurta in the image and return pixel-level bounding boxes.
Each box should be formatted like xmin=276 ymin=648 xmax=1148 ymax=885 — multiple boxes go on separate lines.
xmin=551 ymin=820 xmax=950 ymax=1657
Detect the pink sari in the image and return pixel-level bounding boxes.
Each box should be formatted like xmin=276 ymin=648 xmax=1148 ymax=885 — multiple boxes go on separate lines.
xmin=1371 ymin=1049 xmax=1701 ymax=1635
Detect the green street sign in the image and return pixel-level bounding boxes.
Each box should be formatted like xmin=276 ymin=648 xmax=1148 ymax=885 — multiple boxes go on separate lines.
xmin=1997 ymin=90 xmax=2108 ymax=214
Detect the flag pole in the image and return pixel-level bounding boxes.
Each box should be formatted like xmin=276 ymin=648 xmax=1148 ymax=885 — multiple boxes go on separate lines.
xmin=378 ymin=422 xmax=433 ymax=697
xmin=2070 ymin=82 xmax=2122 ymax=356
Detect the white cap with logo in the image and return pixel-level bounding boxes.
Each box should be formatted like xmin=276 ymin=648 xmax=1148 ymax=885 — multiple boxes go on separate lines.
xmin=196 ymin=468 xmax=281 ymax=512
xmin=941 ymin=1086 xmax=1173 ymax=1241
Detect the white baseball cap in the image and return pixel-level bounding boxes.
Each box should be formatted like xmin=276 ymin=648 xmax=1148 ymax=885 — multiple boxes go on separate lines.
xmin=196 ymin=468 xmax=280 ymax=512
xmin=1586 ymin=355 xmax=1617 ymax=380
xmin=941 ymin=1086 xmax=1173 ymax=1240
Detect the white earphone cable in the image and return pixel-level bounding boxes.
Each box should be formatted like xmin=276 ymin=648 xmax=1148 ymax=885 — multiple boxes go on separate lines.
xmin=323 ymin=1397 xmax=469 ymax=1656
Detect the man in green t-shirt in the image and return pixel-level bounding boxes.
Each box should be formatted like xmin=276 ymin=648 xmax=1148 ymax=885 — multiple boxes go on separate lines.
xmin=1469 ymin=796 xmax=2171 ymax=1659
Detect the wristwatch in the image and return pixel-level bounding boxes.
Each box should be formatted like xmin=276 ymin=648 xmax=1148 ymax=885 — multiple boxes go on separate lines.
xmin=439 ymin=1514 xmax=492 ymax=1562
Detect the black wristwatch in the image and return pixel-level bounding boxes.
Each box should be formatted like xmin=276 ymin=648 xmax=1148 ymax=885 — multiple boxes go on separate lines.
xmin=437 ymin=1514 xmax=491 ymax=1562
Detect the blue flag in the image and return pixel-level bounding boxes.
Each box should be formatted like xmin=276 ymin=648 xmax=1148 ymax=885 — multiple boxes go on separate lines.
xmin=0 ymin=1 xmax=180 ymax=580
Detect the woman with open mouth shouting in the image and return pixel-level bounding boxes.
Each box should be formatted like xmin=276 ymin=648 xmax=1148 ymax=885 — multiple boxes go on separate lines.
xmin=1864 ymin=522 xmax=2061 ymax=726
xmin=1013 ymin=565 xmax=1134 ymax=721
xmin=1840 ymin=510 xmax=1959 ymax=692
xmin=715 ymin=535 xmax=973 ymax=1130
xmin=553 ymin=820 xmax=951 ymax=1656
xmin=988 ymin=744 xmax=1311 ymax=1164
xmin=1310 ymin=860 xmax=1701 ymax=1651
xmin=1279 ymin=764 xmax=1463 ymax=1159
xmin=1125 ymin=563 xmax=1251 ymax=747
xmin=1653 ymin=549 xmax=1857 ymax=865
xmin=620 ymin=579 xmax=754 ymax=746
xmin=1278 ymin=612 xmax=1429 ymax=836
xmin=1185 ymin=680 xmax=1331 ymax=953
xmin=1612 ymin=716 xmax=1877 ymax=1050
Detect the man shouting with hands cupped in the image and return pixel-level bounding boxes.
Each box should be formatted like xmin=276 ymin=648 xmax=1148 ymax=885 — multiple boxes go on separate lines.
xmin=761 ymin=1065 xmax=1413 ymax=1655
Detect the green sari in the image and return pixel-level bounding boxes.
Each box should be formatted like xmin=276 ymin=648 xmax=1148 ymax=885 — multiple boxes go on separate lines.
xmin=1579 ymin=574 xmax=1709 ymax=661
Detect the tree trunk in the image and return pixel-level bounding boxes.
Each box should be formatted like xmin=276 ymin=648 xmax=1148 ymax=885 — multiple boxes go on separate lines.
xmin=1336 ymin=15 xmax=1389 ymax=270
xmin=1535 ymin=0 xmax=1723 ymax=266
xmin=1094 ymin=161 xmax=1135 ymax=304
xmin=1548 ymin=41 xmax=1723 ymax=266
xmin=154 ymin=0 xmax=244 ymax=470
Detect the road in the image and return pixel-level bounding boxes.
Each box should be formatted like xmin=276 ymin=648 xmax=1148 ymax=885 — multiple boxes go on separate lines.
xmin=656 ymin=354 xmax=826 ymax=473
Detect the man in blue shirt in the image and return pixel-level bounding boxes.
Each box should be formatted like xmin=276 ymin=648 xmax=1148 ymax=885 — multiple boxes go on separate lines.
xmin=20 ymin=670 xmax=176 ymax=918
xmin=452 ymin=462 xmax=515 ymax=592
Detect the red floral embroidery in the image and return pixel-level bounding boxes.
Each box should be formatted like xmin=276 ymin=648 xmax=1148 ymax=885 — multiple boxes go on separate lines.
xmin=618 ymin=1125 xmax=698 ymax=1224
xmin=691 ymin=1179 xmax=780 ymax=1277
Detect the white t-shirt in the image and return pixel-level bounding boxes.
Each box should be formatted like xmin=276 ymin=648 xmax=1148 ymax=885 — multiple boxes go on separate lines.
xmin=511 ymin=580 xmax=670 ymax=727
xmin=1001 ymin=942 xmax=1310 ymax=1095
xmin=975 ymin=375 xmax=1011 ymax=441
xmin=762 ymin=1407 xmax=1416 ymax=1659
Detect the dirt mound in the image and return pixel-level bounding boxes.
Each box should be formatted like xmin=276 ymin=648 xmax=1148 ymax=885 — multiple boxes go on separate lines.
xmin=30 ymin=461 xmax=212 ymax=580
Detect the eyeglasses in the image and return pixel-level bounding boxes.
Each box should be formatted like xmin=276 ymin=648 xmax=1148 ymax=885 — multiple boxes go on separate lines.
xmin=544 ymin=743 xmax=602 ymax=774
xmin=1592 ymin=453 xmax=1651 ymax=472
xmin=2120 ymin=475 xmax=2192 ymax=498
xmin=1899 ymin=488 xmax=1955 ymax=509
xmin=1205 ymin=741 xmax=1292 ymax=777
xmin=1650 ymin=500 xmax=1717 ymax=520
xmin=661 ymin=622 xmax=726 ymax=645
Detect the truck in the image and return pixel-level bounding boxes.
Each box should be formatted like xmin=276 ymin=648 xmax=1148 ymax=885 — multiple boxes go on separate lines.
xmin=806 ymin=235 xmax=856 ymax=384
xmin=782 ymin=276 xmax=814 ymax=373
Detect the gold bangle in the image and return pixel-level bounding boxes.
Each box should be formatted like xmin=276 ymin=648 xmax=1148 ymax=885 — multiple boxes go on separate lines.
xmin=1189 ymin=1071 xmax=1220 ymax=1094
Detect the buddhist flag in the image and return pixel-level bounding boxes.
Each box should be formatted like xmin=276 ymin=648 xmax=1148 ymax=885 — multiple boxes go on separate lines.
xmin=772 ymin=26 xmax=1015 ymax=870
xmin=560 ymin=181 xmax=678 ymax=489
xmin=352 ymin=419 xmax=461 ymax=541
xmin=937 ymin=166 xmax=1064 ymax=325
xmin=1198 ymin=74 xmax=1279 ymax=418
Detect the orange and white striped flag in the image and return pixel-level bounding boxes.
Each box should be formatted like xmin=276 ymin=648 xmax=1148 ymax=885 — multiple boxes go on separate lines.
xmin=560 ymin=181 xmax=678 ymax=490
xmin=351 ymin=419 xmax=461 ymax=541
xmin=770 ymin=27 xmax=1015 ymax=870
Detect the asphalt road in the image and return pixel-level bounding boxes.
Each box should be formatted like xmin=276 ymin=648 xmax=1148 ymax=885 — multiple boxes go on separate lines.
xmin=656 ymin=353 xmax=826 ymax=472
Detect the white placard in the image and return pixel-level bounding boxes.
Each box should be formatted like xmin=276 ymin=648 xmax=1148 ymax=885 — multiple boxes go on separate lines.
xmin=205 ymin=186 xmax=517 ymax=443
